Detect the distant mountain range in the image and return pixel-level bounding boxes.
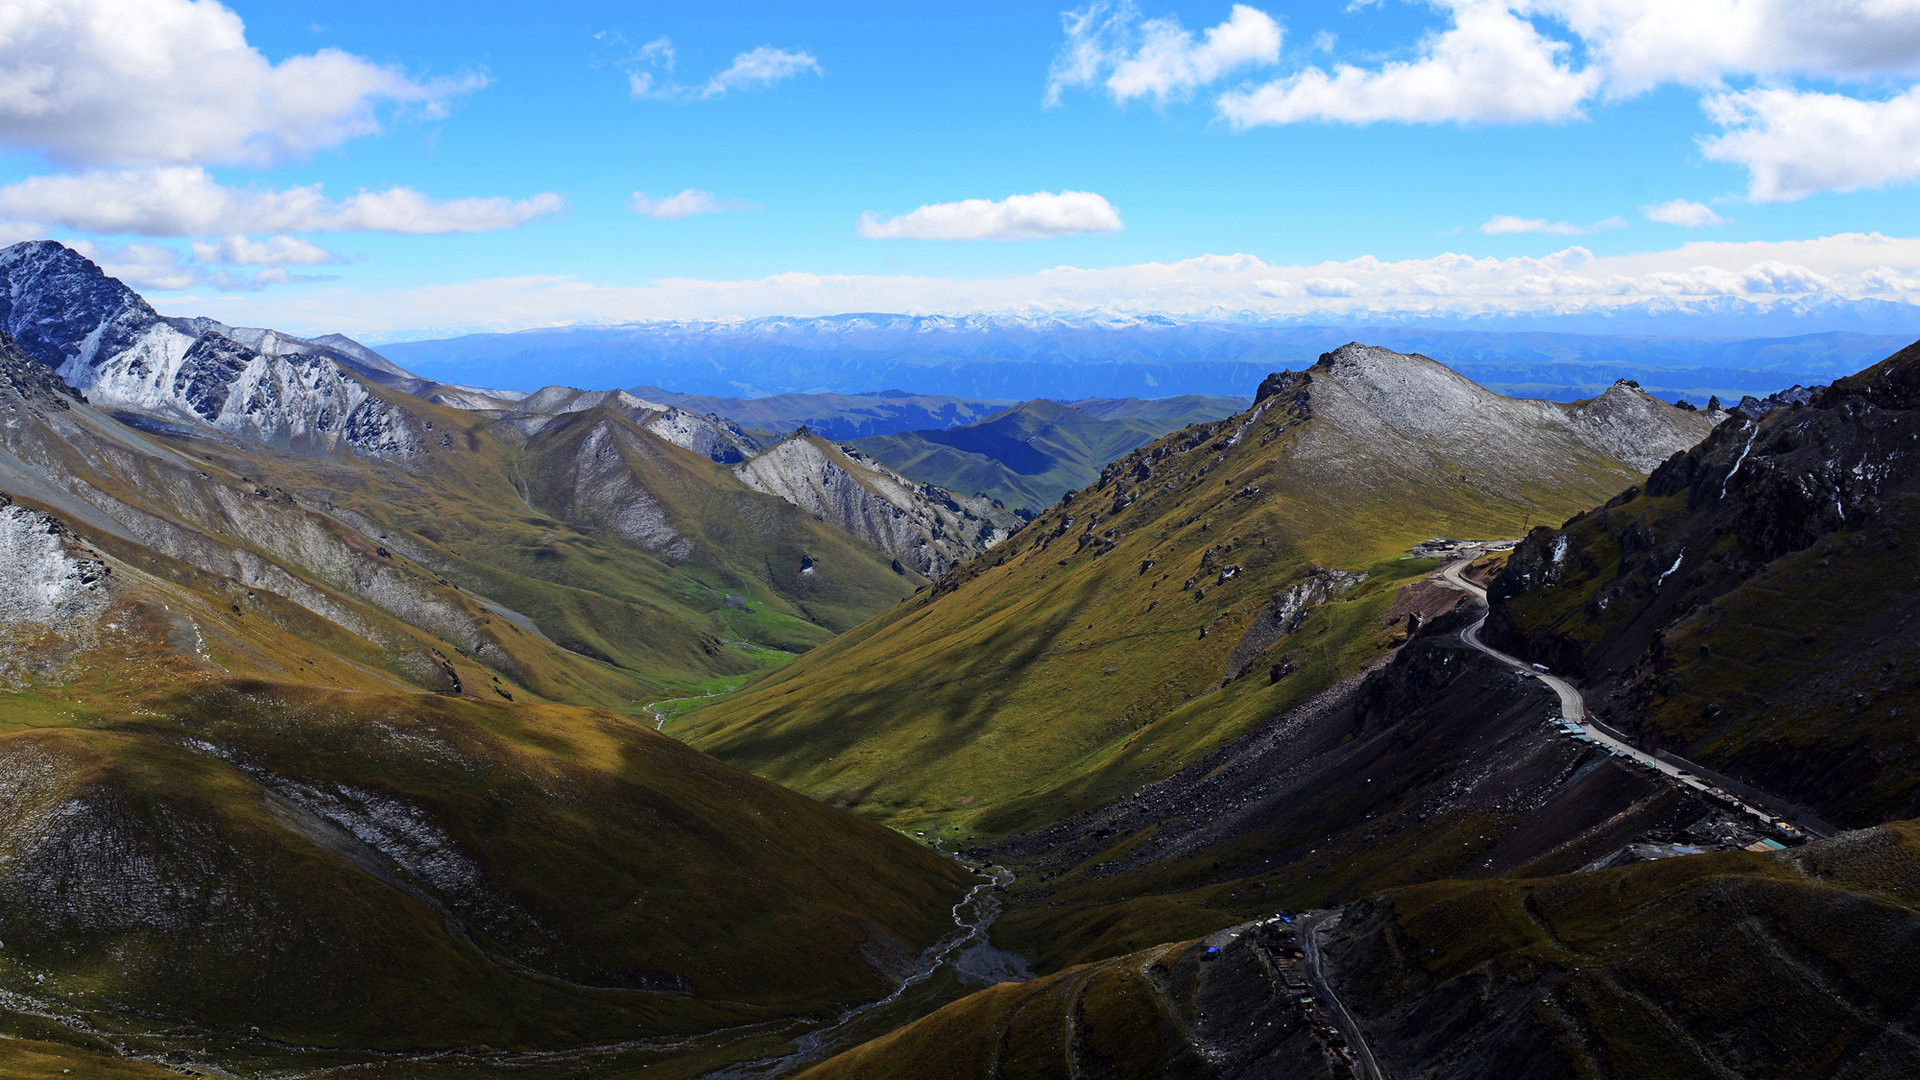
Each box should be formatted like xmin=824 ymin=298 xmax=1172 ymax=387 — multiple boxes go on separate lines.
xmin=850 ymin=399 xmax=1218 ymax=514
xmin=378 ymin=311 xmax=1914 ymax=405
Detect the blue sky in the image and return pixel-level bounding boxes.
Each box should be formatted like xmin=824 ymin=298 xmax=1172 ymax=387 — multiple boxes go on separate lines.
xmin=2 ymin=0 xmax=1919 ymax=339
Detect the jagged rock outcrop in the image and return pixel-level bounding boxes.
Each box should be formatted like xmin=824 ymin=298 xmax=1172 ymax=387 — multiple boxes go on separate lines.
xmin=0 ymin=242 xmax=423 ymax=457
xmin=733 ymin=432 xmax=1020 ymax=578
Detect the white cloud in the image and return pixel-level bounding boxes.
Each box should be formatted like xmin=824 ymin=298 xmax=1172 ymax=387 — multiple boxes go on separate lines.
xmin=856 ymin=191 xmax=1124 ymax=241
xmin=1219 ymin=0 xmax=1598 ymax=126
xmin=1210 ymin=1 xmax=1920 ymax=128
xmin=1047 ymin=2 xmax=1282 ymax=106
xmin=1481 ymin=214 xmax=1586 ymax=235
xmin=0 ymin=167 xmax=564 ymax=236
xmin=703 ymin=47 xmax=822 ymax=97
xmin=1642 ymin=199 xmax=1726 ymax=227
xmin=626 ymin=40 xmax=821 ymax=101
xmin=1479 ymin=213 xmax=1626 ymax=235
xmin=1702 ymin=85 xmax=1920 ymax=201
xmin=169 ymin=232 xmax=1920 ymax=337
xmin=628 ymin=189 xmax=758 ymax=219
xmin=1081 ymin=0 xmax=1920 ymax=208
xmin=70 ymin=241 xmax=203 ymax=291
xmin=1526 ymin=0 xmax=1920 ymax=94
xmin=191 ymin=234 xmax=345 ymax=265
xmin=0 ymin=0 xmax=484 ymax=168
xmin=635 ymin=36 xmax=675 ymax=67
xmin=69 ymin=239 xmax=337 ymax=292
xmin=1302 ymin=276 xmax=1360 ymax=296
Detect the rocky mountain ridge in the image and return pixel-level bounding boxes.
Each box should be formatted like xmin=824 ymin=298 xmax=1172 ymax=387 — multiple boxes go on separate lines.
xmin=512 ymin=385 xmax=763 ymax=463
xmin=734 ymin=431 xmax=1021 ymax=578
xmin=0 ymin=242 xmax=425 ymax=458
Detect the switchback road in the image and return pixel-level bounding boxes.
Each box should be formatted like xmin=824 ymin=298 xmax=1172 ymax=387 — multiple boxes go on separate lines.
xmin=1439 ymin=555 xmax=1824 ymax=840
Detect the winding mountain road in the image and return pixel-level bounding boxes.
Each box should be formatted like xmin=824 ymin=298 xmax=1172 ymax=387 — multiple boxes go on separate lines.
xmin=1440 ymin=555 xmax=1823 ymax=839
xmin=1297 ymin=911 xmax=1386 ymax=1080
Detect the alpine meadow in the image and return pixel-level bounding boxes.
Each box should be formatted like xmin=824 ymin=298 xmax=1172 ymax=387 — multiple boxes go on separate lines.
xmin=4 ymin=3 xmax=1920 ymax=1079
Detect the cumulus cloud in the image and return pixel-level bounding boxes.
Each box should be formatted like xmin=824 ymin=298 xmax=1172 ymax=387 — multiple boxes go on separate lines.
xmin=1206 ymin=1 xmax=1920 ymax=129
xmin=628 ymin=189 xmax=758 ymax=219
xmin=0 ymin=0 xmax=484 ymax=167
xmin=1529 ymin=0 xmax=1920 ymax=94
xmin=0 ymin=167 xmax=564 ymax=236
xmin=857 ymin=190 xmax=1124 ymax=241
xmin=624 ymin=38 xmax=821 ymax=101
xmin=174 ymin=232 xmax=1920 ymax=337
xmin=1047 ymin=2 xmax=1282 ymax=106
xmin=1219 ymin=1 xmax=1597 ymax=126
xmin=191 ymin=234 xmax=346 ymax=265
xmin=1702 ymin=85 xmax=1920 ymax=201
xmin=1069 ymin=1 xmax=1920 ymax=203
xmin=1642 ymin=199 xmax=1726 ymax=227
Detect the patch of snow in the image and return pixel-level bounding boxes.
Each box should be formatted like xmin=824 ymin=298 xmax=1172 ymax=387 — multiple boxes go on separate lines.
xmin=1657 ymin=549 xmax=1685 ymax=588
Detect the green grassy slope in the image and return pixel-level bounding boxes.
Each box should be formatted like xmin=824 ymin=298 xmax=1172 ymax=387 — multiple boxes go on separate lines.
xmin=17 ymin=367 xmax=924 ymax=712
xmin=0 ymin=332 xmax=979 ymax=1075
xmin=0 ymin=633 xmax=975 ymax=1067
xmin=1331 ymin=822 xmax=1920 ymax=1077
xmin=797 ymin=821 xmax=1920 ymax=1080
xmin=794 ymin=929 xmax=1328 ymax=1080
xmin=684 ymin=348 xmax=1712 ymax=844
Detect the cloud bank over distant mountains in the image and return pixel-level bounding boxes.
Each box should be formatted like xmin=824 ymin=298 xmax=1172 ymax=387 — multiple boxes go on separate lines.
xmin=172 ymin=231 xmax=1920 ymax=340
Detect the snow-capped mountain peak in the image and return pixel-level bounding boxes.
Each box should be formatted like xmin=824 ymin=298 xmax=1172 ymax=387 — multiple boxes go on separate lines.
xmin=0 ymin=242 xmax=423 ymax=458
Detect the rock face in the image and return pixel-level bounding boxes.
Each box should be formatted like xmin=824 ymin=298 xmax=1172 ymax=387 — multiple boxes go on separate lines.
xmin=733 ymin=432 xmax=1021 ymax=578
xmin=0 ymin=242 xmax=423 ymax=458
xmin=533 ymin=412 xmax=695 ymax=559
xmin=1278 ymin=344 xmax=1721 ymax=482
xmin=0 ymin=494 xmax=110 ymax=629
xmin=1487 ymin=337 xmax=1920 ymax=827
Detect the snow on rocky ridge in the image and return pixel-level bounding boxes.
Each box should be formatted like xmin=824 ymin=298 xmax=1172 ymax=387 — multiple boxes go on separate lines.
xmin=0 ymin=242 xmax=423 ymax=458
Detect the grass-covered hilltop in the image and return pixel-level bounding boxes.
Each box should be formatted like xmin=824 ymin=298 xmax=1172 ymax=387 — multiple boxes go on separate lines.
xmin=680 ymin=344 xmax=1715 ymax=842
